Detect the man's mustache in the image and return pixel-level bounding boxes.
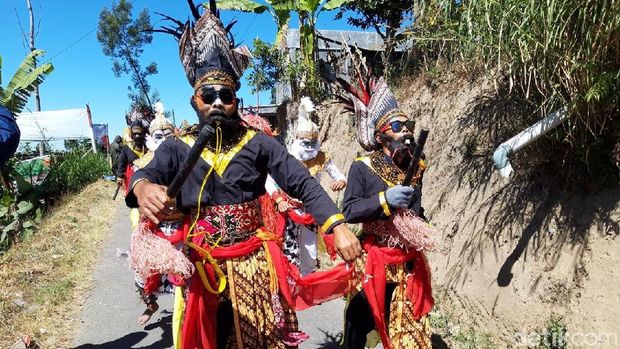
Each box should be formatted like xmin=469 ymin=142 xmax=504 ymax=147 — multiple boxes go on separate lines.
xmin=203 ymin=109 xmax=241 ymax=128
xmin=209 ymin=109 xmax=227 ymax=118
xmin=390 ymin=135 xmax=415 ymax=152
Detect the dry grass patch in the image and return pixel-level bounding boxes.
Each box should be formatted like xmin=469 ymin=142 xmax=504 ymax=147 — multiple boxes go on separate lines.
xmin=0 ymin=180 xmax=119 ymax=348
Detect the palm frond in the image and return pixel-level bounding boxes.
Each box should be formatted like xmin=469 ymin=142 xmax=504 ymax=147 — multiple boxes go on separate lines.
xmin=2 ymin=49 xmax=54 ymax=114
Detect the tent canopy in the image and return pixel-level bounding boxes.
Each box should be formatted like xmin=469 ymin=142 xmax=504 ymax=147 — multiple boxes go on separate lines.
xmin=16 ymin=108 xmax=93 ymax=142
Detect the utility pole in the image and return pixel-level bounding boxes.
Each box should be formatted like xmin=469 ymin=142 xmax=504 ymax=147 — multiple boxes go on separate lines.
xmin=27 ymin=0 xmax=40 ymax=112
xmin=26 ymin=0 xmax=44 ymax=156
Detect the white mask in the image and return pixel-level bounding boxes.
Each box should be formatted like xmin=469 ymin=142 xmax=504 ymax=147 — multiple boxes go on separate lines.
xmin=291 ymin=138 xmax=320 ymax=161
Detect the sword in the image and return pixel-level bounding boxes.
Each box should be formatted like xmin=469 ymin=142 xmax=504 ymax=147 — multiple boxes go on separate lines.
xmin=112 ymin=183 xmax=121 ymax=200
xmin=402 ymin=129 xmax=430 ymax=186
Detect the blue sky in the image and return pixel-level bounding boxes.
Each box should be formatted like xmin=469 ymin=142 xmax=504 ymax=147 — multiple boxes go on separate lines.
xmin=1 ymin=0 xmax=367 ymax=143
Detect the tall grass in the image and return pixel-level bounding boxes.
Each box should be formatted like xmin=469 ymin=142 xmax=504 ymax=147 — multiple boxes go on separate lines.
xmin=409 ymin=0 xmax=620 ymax=184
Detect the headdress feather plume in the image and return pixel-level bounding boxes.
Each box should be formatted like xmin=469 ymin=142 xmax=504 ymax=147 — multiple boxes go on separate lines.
xmin=325 ymin=46 xmax=407 ymax=151
xmin=296 ymin=96 xmax=319 ymax=140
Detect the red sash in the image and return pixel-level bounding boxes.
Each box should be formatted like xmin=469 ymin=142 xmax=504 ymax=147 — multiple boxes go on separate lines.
xmin=361 ymin=237 xmax=434 ymax=349
xmin=180 ymin=195 xmax=354 ymax=349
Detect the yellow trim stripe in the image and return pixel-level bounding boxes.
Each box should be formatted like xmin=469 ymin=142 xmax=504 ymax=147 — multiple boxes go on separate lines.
xmin=172 ymin=287 xmax=184 ymax=349
xmin=128 ymin=144 xmax=145 ymax=158
xmin=379 ymin=191 xmax=391 ymax=216
xmin=182 ymin=130 xmax=256 ymax=177
xmin=321 ymin=213 xmax=345 ymax=233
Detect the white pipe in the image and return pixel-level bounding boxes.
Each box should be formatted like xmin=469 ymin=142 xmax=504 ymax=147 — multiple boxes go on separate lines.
xmin=493 ymin=107 xmax=568 ymax=178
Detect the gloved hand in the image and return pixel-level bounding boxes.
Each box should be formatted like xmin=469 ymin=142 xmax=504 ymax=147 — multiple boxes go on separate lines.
xmin=385 ymin=185 xmax=415 ymax=208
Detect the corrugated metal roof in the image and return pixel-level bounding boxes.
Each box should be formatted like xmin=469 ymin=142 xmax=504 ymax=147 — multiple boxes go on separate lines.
xmin=285 ymin=29 xmax=410 ymax=52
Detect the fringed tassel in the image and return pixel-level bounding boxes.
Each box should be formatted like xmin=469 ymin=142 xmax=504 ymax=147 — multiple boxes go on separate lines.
xmin=389 ymin=210 xmax=439 ymax=252
xmin=129 ymin=220 xmax=194 ymax=280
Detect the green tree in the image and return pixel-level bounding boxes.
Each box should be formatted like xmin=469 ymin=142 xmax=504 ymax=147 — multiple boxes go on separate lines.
xmin=216 ymin=0 xmax=292 ymax=43
xmin=215 ymin=0 xmax=351 ymax=99
xmin=336 ymin=0 xmax=414 ymax=77
xmin=97 ymin=0 xmax=157 ymax=108
xmin=247 ymin=38 xmax=281 ymax=95
xmin=0 ymin=50 xmax=54 ymax=114
xmin=295 ymin=0 xmax=351 ymax=95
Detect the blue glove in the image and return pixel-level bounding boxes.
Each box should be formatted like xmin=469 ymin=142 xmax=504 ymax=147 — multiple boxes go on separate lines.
xmin=385 ymin=185 xmax=415 ymax=208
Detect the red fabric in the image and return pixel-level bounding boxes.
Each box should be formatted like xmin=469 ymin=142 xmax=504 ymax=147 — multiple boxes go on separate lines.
xmin=259 ymin=194 xmax=284 ymax=236
xmin=362 ymin=237 xmax=434 ymax=349
xmin=153 ymin=221 xmax=187 ymax=245
xmin=321 ymin=232 xmax=338 ymax=260
xmin=180 ymin=195 xmax=354 ymax=349
xmin=286 ymin=209 xmax=316 ymax=225
xmin=141 ymin=219 xmax=188 ymax=294
xmin=181 ymin=233 xmax=263 ymax=349
xmin=290 ymin=262 xmax=354 ymax=310
xmin=272 ymin=191 xmax=316 ymax=225
xmin=143 ymin=273 xmax=161 ymax=295
xmin=181 ymin=195 xmax=292 ymax=349
xmin=124 ymin=166 xmax=134 ymax=194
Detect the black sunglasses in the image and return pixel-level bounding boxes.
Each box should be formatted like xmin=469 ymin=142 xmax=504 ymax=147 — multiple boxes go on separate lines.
xmin=300 ymin=139 xmax=318 ymax=148
xmin=199 ymin=88 xmax=236 ymax=105
xmin=384 ymin=120 xmax=415 ymax=133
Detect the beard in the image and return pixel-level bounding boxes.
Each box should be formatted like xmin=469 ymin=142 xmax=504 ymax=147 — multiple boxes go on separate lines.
xmin=379 ymin=133 xmax=415 ymax=171
xmin=132 ymin=137 xmax=145 ymax=148
xmin=199 ymin=108 xmax=244 ymax=147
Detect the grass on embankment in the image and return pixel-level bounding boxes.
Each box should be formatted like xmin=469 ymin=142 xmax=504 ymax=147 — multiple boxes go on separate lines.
xmin=0 ymin=180 xmax=118 ymax=348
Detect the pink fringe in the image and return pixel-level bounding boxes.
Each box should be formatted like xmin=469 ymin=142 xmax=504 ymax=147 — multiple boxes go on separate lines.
xmin=282 ymin=331 xmax=310 ymax=346
xmin=129 ymin=221 xmax=194 ymax=280
xmin=388 ymin=210 xmax=439 ymax=252
xmin=241 ymin=112 xmax=273 ymax=136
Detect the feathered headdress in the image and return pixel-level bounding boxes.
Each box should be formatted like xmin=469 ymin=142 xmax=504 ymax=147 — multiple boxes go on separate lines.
xmin=241 ymin=111 xmax=273 ymax=136
xmin=149 ymin=102 xmax=174 ymax=134
xmin=296 ymin=96 xmax=319 ymax=140
xmin=125 ymin=104 xmax=154 ymax=131
xmin=179 ymin=10 xmax=251 ymax=91
xmin=331 ymin=50 xmax=407 ymax=151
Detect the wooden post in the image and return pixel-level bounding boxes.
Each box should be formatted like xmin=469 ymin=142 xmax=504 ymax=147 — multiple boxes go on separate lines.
xmin=86 ymin=105 xmax=97 ymax=153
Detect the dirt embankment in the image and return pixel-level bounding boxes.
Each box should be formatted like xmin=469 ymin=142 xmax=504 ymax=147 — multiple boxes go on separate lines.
xmin=307 ymin=73 xmax=620 ymax=347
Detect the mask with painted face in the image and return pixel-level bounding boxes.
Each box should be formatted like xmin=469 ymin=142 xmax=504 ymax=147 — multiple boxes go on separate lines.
xmin=146 ymin=129 xmax=167 ymax=151
xmin=291 ymin=137 xmax=320 ymax=161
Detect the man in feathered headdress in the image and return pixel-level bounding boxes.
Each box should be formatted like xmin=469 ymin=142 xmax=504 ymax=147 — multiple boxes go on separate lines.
xmin=124 ymin=9 xmax=361 ymax=349
xmin=271 ymin=97 xmax=347 ymax=275
xmin=117 ymin=104 xmax=153 ymax=193
xmin=333 ymin=55 xmax=436 ymax=348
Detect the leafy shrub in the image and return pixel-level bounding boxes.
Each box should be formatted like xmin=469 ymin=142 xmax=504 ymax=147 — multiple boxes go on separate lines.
xmin=0 ymin=191 xmax=40 ymax=253
xmin=0 ymin=148 xmax=109 ymax=252
xmin=538 ymin=316 xmax=567 ymax=349
xmin=41 ymin=149 xmax=110 ymax=198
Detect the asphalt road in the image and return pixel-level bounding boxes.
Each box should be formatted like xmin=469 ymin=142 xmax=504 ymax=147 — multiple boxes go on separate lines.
xmin=72 ymin=206 xmax=346 ymax=349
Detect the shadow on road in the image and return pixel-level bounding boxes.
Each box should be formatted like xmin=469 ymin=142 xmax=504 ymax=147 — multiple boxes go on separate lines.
xmin=432 ymin=333 xmax=450 ymax=348
xmin=312 ymin=329 xmax=343 ymax=348
xmin=73 ymin=314 xmax=173 ymax=349
xmin=309 ymin=331 xmax=451 ymax=348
